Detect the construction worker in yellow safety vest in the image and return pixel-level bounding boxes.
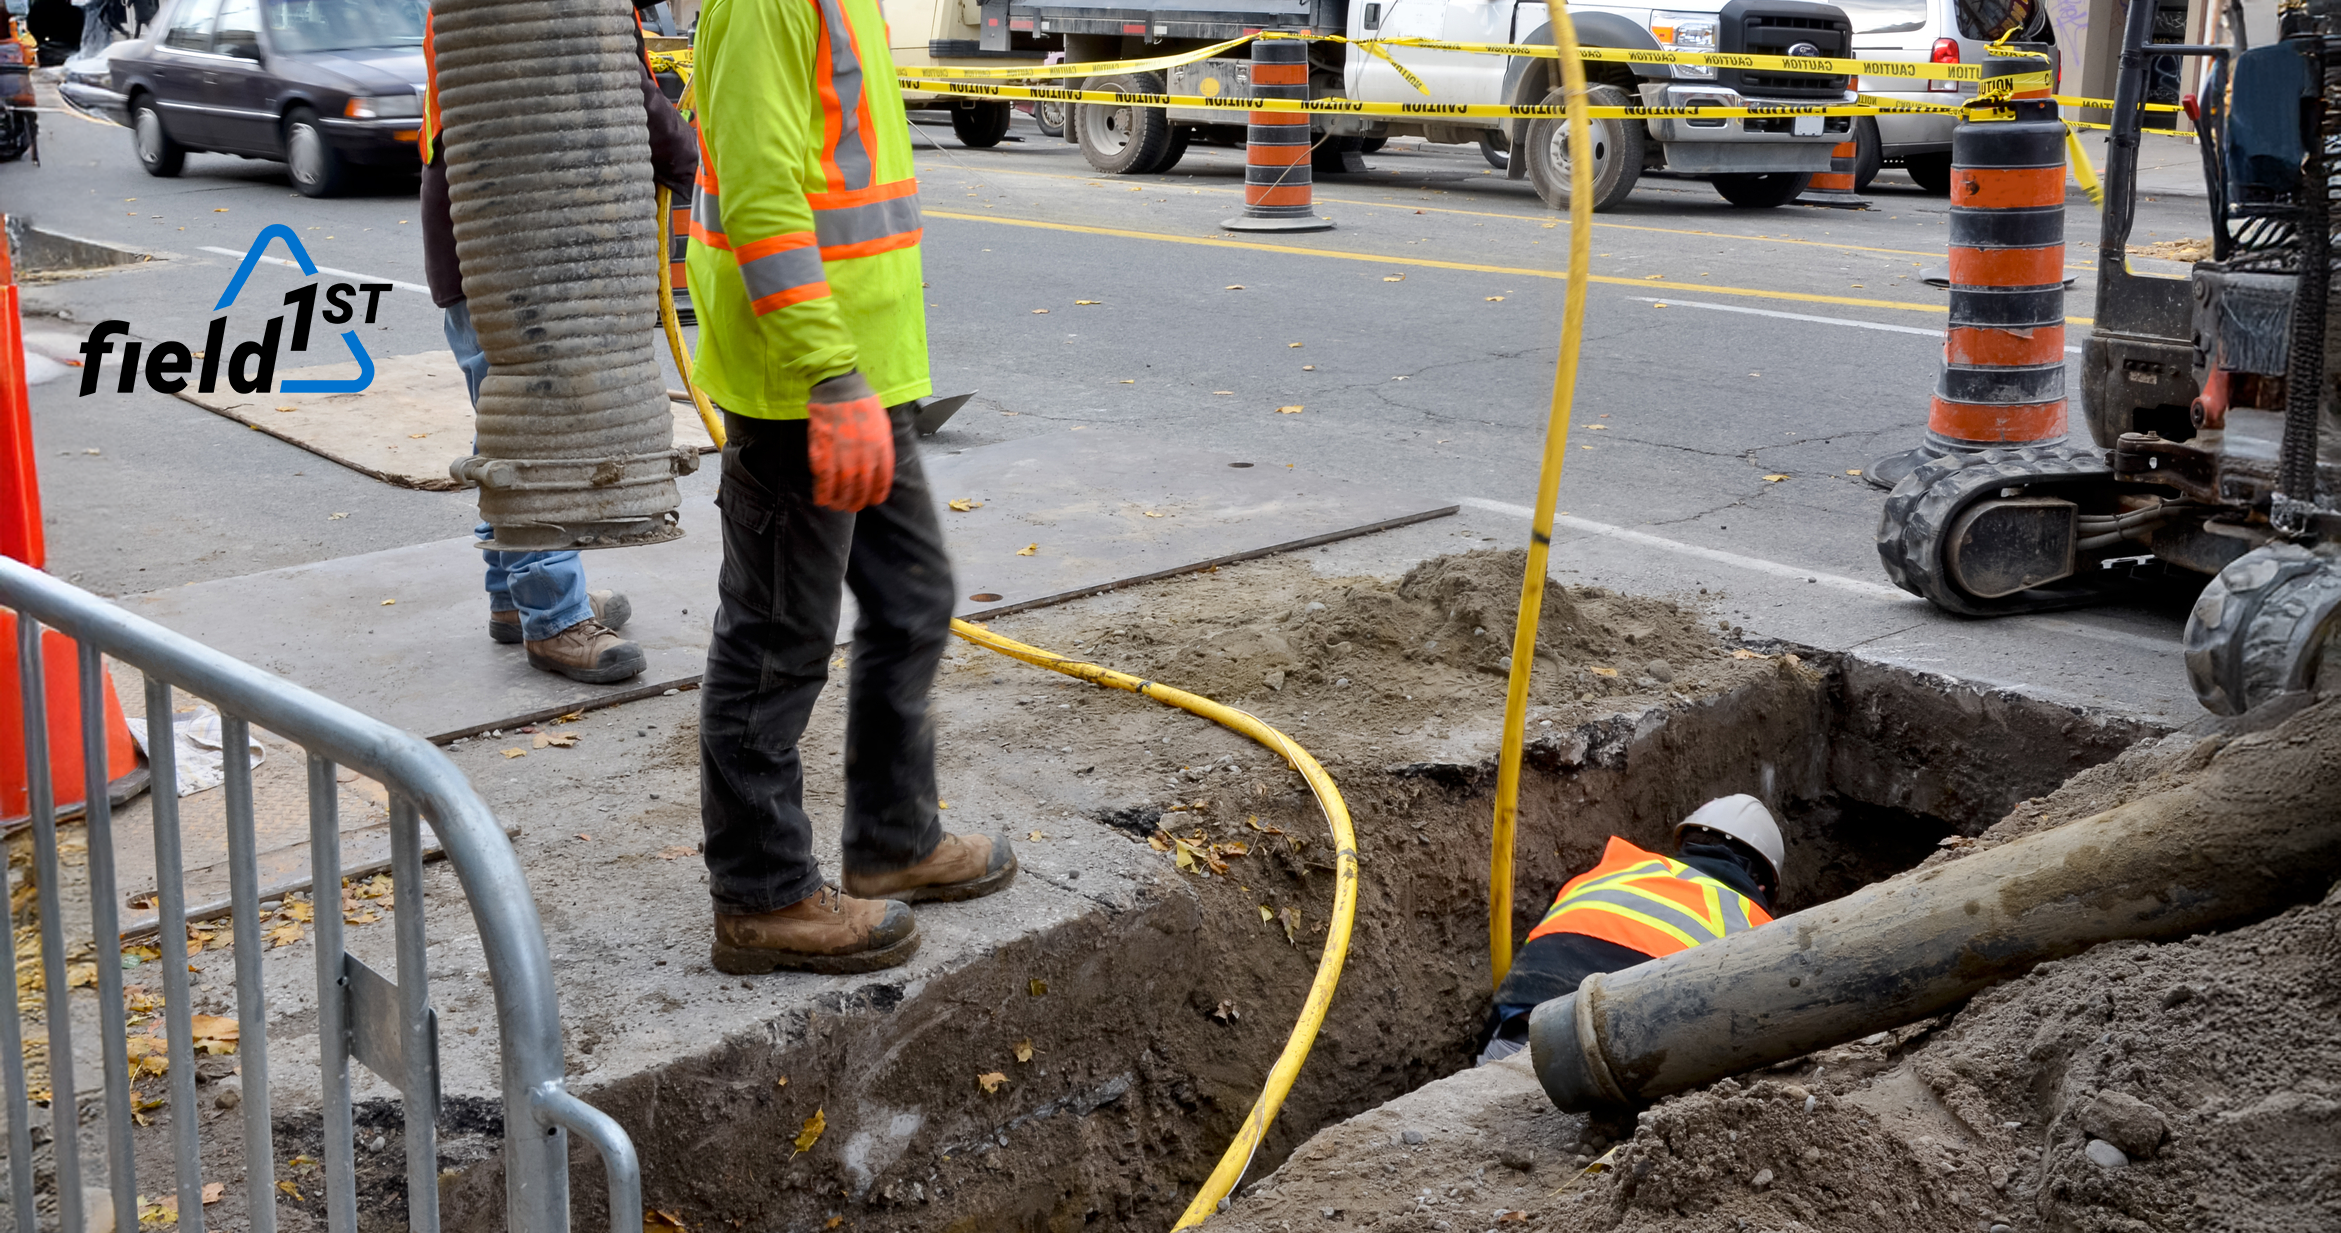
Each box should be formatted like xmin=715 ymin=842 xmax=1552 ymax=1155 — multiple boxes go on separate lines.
xmin=687 ymin=0 xmax=1018 ymax=977
xmin=1478 ymin=795 xmax=1785 ymax=1065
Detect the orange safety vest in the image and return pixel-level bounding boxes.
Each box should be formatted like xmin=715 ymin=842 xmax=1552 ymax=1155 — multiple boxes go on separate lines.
xmin=420 ymin=12 xmax=657 ymax=164
xmin=1524 ymin=836 xmax=1773 ymax=959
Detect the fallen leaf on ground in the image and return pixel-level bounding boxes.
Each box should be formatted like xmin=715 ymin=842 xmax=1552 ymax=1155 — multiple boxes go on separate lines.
xmin=140 ymin=1195 xmax=177 ymax=1225
xmin=1147 ymin=832 xmax=1172 ymax=851
xmin=1383 ymin=275 xmax=1405 ymax=282
xmin=1075 ymin=300 xmax=1101 ymax=305
xmin=1497 ymin=1211 xmax=1531 ymax=1223
xmin=1013 ymin=1039 xmax=1034 ymax=1063
xmin=344 ymin=909 xmax=380 ymax=925
xmin=1213 ymin=999 xmax=1239 ymax=1022
xmin=1225 ymin=284 xmax=1245 ymax=290
xmin=379 ymin=599 xmax=395 ymax=606
xmin=947 ymin=498 xmax=982 ymax=511
xmin=264 ymin=922 xmax=302 ymax=949
xmin=1589 ymin=666 xmax=1620 ymax=678
xmin=554 ymin=710 xmax=583 ymax=724
xmin=1281 ymin=906 xmax=1301 ymax=944
xmin=1731 ymin=649 xmax=1767 ymax=660
xmin=645 ymin=1211 xmax=687 ymax=1231
xmin=1644 ymin=273 xmax=1664 ymax=280
xmin=1212 ymin=391 xmax=1234 ymax=395
xmin=189 ymin=1014 xmax=239 ymax=1054
xmin=1143 ymin=510 xmax=1165 ymax=518
xmin=792 ymin=1108 xmax=826 ymax=1156
xmin=657 ymin=845 xmax=696 ymax=860
xmin=501 ymin=748 xmax=526 ymax=759
xmin=67 ymin=963 xmax=97 ymax=989
xmin=1172 ymin=842 xmax=1198 ymax=873
xmin=1026 ymin=831 xmax=1045 ymax=841
xmin=1486 ymin=296 xmax=1505 ymax=302
xmin=1762 ymin=474 xmax=1790 ymax=482
xmin=1276 ymin=405 xmax=1303 ymax=414
xmin=1258 ymin=905 xmax=1274 ymax=923
xmin=774 ymin=1076 xmax=788 ymax=1088
xmin=202 ymin=1183 xmax=224 ymax=1205
xmin=977 ymin=1071 xmax=1007 ymax=1093
xmin=276 ymin=1181 xmax=304 ymax=1202
xmin=1846 ymin=469 xmax=1864 ymax=476
xmin=1029 ymin=979 xmax=1047 ymax=996
xmin=1016 ymin=543 xmax=1038 ymax=556
xmin=532 ymin=732 xmax=577 ymax=748
xmin=126 ymin=1035 xmax=169 ymax=1077
xmin=1288 ymin=342 xmax=1303 ymax=348
xmin=825 ymin=1220 xmax=843 ymax=1230
xmin=274 ymin=406 xmax=296 ymax=413
xmin=1031 ymin=308 xmax=1048 ymax=314
xmin=277 ymin=900 xmax=314 ymax=923
xmin=408 ymin=433 xmax=428 ymax=440
xmin=1246 ymin=815 xmax=1285 ymax=836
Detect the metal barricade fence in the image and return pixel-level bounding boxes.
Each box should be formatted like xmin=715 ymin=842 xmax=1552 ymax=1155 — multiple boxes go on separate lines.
xmin=0 ymin=556 xmax=641 ymax=1233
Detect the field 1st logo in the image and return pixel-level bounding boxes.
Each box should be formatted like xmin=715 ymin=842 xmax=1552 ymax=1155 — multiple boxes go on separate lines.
xmin=77 ymin=224 xmax=383 ymax=398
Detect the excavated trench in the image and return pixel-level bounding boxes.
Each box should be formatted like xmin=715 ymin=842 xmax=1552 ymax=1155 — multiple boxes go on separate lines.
xmin=522 ymin=651 xmax=2156 ymax=1233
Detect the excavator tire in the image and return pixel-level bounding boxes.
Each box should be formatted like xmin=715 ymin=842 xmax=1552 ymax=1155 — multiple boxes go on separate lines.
xmin=1875 ymin=445 xmax=2123 ymax=616
xmin=2184 ymin=544 xmax=2341 ymax=716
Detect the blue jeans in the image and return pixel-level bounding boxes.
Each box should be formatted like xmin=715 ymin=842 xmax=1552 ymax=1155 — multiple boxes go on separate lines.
xmin=444 ymin=301 xmax=593 ymax=642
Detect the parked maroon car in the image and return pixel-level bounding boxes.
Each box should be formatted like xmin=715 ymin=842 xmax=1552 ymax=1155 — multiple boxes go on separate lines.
xmin=105 ymin=0 xmax=424 ymax=196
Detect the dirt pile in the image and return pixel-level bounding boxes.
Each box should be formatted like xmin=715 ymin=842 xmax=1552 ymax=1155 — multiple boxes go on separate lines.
xmin=1204 ymin=701 xmax=2341 ymax=1233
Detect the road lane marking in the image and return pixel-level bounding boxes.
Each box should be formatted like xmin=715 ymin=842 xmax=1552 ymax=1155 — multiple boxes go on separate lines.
xmin=1462 ymin=497 xmax=2173 ymax=653
xmin=197 ymin=247 xmax=430 ymax=296
xmin=1632 ymin=297 xmax=2088 ymax=350
xmin=925 ymin=210 xmax=1960 ymax=314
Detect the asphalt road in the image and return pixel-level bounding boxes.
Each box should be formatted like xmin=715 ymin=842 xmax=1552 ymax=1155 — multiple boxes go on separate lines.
xmin=10 ymin=92 xmax=2227 ymax=720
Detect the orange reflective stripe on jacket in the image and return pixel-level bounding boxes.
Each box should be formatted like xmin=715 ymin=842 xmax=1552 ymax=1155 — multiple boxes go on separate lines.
xmin=687 ymin=0 xmax=920 ymax=275
xmin=1524 ymin=836 xmax=1773 ymax=960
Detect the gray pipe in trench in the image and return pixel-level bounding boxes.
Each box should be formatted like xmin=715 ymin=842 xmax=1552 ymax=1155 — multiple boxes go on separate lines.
xmin=1531 ymin=706 xmax=2341 ymax=1112
xmin=435 ymin=0 xmax=697 ymax=552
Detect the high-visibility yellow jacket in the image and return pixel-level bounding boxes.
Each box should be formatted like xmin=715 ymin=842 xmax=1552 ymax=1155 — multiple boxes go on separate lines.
xmin=1524 ymin=836 xmax=1773 ymax=959
xmin=686 ymin=0 xmax=931 ymax=418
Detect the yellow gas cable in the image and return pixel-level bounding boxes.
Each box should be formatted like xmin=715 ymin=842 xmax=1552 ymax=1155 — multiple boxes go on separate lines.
xmin=657 ymin=184 xmax=726 ymax=447
xmin=954 ymin=622 xmax=1359 ymax=1229
xmin=1489 ymin=5 xmax=1594 ymax=988
xmin=652 ymin=207 xmax=1359 ymax=1229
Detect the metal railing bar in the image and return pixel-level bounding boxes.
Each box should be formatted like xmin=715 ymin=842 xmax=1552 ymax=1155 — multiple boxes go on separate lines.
xmin=0 ymin=560 xmax=573 ymax=1233
xmin=142 ymin=677 xmax=202 ymax=1233
xmin=21 ymin=617 xmax=83 ymax=1233
xmin=388 ymin=797 xmax=437 ymax=1233
xmin=0 ymin=771 xmax=33 ymax=1233
xmin=77 ymin=645 xmax=134 ymax=1233
xmin=219 ymin=716 xmax=275 ymax=1233
xmin=528 ymin=1086 xmax=643 ymax=1233
xmin=307 ymin=756 xmax=356 ymax=1233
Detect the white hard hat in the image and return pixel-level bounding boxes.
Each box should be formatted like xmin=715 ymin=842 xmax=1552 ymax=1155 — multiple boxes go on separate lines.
xmin=1674 ymin=794 xmax=1784 ymax=885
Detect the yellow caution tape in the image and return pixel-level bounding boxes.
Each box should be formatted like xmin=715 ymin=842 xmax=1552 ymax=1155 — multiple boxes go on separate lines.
xmin=900 ymin=75 xmax=1892 ymax=119
xmin=2063 ymin=120 xmax=2104 ymax=207
xmin=904 ymin=31 xmax=1261 ymax=80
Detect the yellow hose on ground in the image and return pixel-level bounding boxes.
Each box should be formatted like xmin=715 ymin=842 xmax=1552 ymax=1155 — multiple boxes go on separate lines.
xmin=657 ymin=184 xmax=727 ymax=447
xmin=655 ymin=214 xmax=1358 ymax=1226
xmin=1489 ymin=5 xmax=1595 ymax=988
xmin=948 ymin=621 xmax=1359 ymax=1229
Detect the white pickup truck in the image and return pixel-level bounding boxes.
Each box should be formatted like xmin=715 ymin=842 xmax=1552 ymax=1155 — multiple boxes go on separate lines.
xmin=899 ymin=0 xmax=1859 ymax=210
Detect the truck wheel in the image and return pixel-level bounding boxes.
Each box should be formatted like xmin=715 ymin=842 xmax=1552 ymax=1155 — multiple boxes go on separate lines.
xmin=1153 ymin=124 xmax=1191 ymax=173
xmin=1711 ymin=172 xmax=1811 ymax=208
xmin=1524 ymin=85 xmax=1642 ymax=213
xmin=1852 ymin=117 xmax=1882 ymax=192
xmin=1034 ymin=101 xmax=1068 ymax=138
xmin=951 ymin=101 xmax=1013 ymax=148
xmin=1478 ymin=133 xmax=1508 ymax=169
xmin=1904 ymin=152 xmax=1952 ymax=195
xmin=1078 ymin=72 xmax=1175 ymax=174
xmin=1360 ymin=137 xmax=1387 ymax=154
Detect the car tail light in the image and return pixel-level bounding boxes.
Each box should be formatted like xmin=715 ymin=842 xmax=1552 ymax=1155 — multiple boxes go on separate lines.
xmin=1929 ymin=38 xmax=1959 ymax=93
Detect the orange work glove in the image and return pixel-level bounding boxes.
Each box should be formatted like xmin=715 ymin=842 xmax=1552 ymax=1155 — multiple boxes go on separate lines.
xmin=805 ymin=371 xmax=894 ymax=512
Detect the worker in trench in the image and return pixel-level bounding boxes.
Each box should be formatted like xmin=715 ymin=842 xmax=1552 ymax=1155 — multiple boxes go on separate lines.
xmin=418 ymin=0 xmax=693 ymax=684
xmin=685 ymin=0 xmax=1015 ymax=974
xmin=1478 ymin=795 xmax=1783 ymax=1065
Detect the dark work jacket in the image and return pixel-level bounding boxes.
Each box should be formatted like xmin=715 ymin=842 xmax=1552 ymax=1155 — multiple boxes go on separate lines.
xmin=419 ymin=55 xmax=699 ymax=309
xmin=1488 ymin=841 xmax=1777 ymax=1029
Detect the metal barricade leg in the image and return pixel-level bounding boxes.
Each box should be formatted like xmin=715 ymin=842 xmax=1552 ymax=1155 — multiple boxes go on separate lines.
xmin=390 ymin=798 xmax=438 ymax=1233
xmin=143 ymin=679 xmax=202 ymax=1233
xmin=21 ymin=617 xmax=83 ymax=1233
xmin=309 ymin=756 xmax=357 ymax=1233
xmin=221 ymin=716 xmax=275 ymax=1233
xmin=78 ymin=645 xmax=134 ymax=1233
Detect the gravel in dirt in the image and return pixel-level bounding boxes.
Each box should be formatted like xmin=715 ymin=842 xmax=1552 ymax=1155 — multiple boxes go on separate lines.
xmin=1205 ymin=699 xmax=2341 ymax=1233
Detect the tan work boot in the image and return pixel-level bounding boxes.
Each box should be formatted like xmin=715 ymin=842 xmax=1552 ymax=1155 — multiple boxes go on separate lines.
xmin=489 ymin=589 xmax=632 ymax=644
xmin=712 ymin=888 xmax=920 ymax=975
xmin=843 ymin=833 xmax=1018 ymax=904
xmin=524 ymin=618 xmax=645 ymax=684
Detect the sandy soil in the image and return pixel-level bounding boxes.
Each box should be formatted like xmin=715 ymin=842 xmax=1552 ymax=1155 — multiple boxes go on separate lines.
xmin=1205 ymin=703 xmax=2341 ymax=1233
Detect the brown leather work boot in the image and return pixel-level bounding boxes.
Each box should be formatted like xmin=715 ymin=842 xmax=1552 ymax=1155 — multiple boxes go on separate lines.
xmin=843 ymin=833 xmax=1018 ymax=904
xmin=524 ymin=618 xmax=645 ymax=684
xmin=489 ymin=590 xmax=632 ymax=644
xmin=711 ymin=888 xmax=920 ymax=975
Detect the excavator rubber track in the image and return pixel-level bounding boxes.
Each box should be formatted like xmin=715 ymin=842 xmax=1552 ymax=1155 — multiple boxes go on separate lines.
xmin=1876 ymin=445 xmax=2124 ymax=616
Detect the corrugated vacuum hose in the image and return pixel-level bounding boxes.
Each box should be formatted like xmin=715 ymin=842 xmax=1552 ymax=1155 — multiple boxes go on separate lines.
xmin=438 ymin=0 xmax=697 ymax=551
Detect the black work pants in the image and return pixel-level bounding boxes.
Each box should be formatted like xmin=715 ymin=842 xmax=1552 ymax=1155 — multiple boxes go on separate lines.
xmin=699 ymin=406 xmax=955 ymax=915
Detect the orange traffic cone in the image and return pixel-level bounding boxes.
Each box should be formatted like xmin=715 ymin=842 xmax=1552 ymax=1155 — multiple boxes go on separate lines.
xmin=0 ymin=215 xmax=147 ymax=825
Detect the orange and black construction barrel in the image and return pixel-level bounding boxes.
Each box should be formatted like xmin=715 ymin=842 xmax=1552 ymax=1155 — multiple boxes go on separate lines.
xmin=1220 ymin=38 xmax=1333 ymax=234
xmin=1867 ymin=53 xmax=2065 ymax=487
xmin=1795 ymin=137 xmax=1869 ymax=208
xmin=667 ymin=183 xmax=695 ymax=327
